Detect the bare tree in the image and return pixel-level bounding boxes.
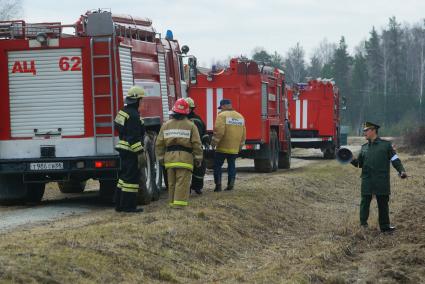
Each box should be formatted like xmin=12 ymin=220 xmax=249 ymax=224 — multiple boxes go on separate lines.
xmin=0 ymin=0 xmax=22 ymax=20
xmin=312 ymin=38 xmax=337 ymax=66
xmin=284 ymin=42 xmax=307 ymax=84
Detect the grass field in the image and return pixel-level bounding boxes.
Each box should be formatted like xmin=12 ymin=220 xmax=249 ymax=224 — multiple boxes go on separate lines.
xmin=0 ymin=153 xmax=424 ymax=283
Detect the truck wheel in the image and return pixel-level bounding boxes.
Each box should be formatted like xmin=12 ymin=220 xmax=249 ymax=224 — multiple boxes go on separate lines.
xmin=205 ymin=158 xmax=214 ymax=170
xmin=323 ymin=146 xmax=336 ymax=159
xmin=278 ymin=125 xmax=291 ymax=169
xmin=0 ymin=175 xmax=27 ymax=203
xmin=272 ymin=130 xmax=279 ymax=171
xmin=58 ymin=180 xmax=86 ymax=193
xmin=254 ymin=129 xmax=277 ymax=173
xmin=99 ymin=180 xmax=116 ymax=203
xmin=25 ymin=183 xmax=45 ymax=204
xmin=138 ymin=132 xmax=157 ymax=205
xmin=151 ymin=132 xmax=162 ymax=201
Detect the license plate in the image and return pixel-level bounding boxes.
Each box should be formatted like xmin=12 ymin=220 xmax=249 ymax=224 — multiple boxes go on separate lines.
xmin=29 ymin=162 xmax=64 ymax=171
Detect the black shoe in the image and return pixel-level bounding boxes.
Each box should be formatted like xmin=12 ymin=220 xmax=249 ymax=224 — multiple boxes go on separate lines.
xmin=115 ymin=207 xmax=123 ymax=212
xmin=214 ymin=185 xmax=222 ymax=192
xmin=224 ymin=185 xmax=234 ymax=191
xmin=122 ymin=207 xmax=144 ymax=213
xmin=224 ymin=179 xmax=235 ymax=191
xmin=381 ymin=226 xmax=396 ymax=233
xmin=194 ymin=188 xmax=203 ymax=195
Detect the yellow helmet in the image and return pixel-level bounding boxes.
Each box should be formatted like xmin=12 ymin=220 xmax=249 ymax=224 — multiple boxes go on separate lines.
xmin=125 ymin=86 xmax=145 ymax=104
xmin=185 ymin=97 xmax=195 ymax=108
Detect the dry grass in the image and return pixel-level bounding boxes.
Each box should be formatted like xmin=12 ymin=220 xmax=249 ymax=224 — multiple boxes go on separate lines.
xmin=0 ymin=154 xmax=424 ymax=283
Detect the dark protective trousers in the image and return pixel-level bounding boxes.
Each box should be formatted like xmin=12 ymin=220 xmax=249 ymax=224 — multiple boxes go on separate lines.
xmin=360 ymin=194 xmax=390 ymax=229
xmin=213 ymin=152 xmax=237 ymax=185
xmin=115 ymin=151 xmax=140 ymax=211
xmin=191 ymin=159 xmax=206 ymax=190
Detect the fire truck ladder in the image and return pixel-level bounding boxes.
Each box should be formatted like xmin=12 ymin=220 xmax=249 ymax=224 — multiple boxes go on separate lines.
xmin=90 ymin=36 xmax=117 ymax=154
xmin=157 ymin=51 xmax=170 ymax=121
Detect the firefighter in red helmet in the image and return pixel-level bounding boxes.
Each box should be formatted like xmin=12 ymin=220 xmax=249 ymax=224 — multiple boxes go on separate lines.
xmin=114 ymin=86 xmax=145 ymax=213
xmin=155 ymin=98 xmax=203 ymax=207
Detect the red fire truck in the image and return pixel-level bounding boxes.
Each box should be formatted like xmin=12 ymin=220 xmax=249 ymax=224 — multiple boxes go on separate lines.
xmin=188 ymin=58 xmax=291 ymax=172
xmin=0 ymin=10 xmax=192 ymax=203
xmin=286 ymin=79 xmax=340 ymax=159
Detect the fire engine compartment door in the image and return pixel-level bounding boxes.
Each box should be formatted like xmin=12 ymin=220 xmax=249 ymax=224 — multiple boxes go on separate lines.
xmin=8 ymin=48 xmax=84 ymax=138
xmin=119 ymin=46 xmax=134 ymax=98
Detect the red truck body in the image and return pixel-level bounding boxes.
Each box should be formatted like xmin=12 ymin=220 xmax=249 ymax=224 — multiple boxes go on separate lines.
xmin=188 ymin=58 xmax=291 ymax=172
xmin=286 ymin=79 xmax=340 ymax=158
xmin=0 ymin=11 xmax=187 ymax=202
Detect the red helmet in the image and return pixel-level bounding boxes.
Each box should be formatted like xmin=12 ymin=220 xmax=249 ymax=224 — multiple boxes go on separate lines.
xmin=172 ymin=98 xmax=190 ymax=114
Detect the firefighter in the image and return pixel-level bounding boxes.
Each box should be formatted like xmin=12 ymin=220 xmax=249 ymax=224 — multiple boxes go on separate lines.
xmin=155 ymin=98 xmax=203 ymax=207
xmin=113 ymin=86 xmax=146 ymax=213
xmin=351 ymin=122 xmax=407 ymax=232
xmin=211 ymin=99 xmax=246 ymax=192
xmin=185 ymin=97 xmax=207 ymax=195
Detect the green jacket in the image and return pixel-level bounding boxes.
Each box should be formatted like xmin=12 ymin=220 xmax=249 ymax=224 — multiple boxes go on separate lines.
xmin=351 ymin=137 xmax=405 ymax=195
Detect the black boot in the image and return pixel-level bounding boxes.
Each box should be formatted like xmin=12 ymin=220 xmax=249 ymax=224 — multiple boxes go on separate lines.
xmin=225 ymin=179 xmax=235 ymax=191
xmin=214 ymin=184 xmax=222 ymax=192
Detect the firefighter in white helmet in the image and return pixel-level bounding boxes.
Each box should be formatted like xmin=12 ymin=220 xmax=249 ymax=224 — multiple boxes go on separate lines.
xmin=155 ymin=98 xmax=203 ymax=207
xmin=114 ymin=86 xmax=145 ymax=213
xmin=185 ymin=97 xmax=207 ymax=194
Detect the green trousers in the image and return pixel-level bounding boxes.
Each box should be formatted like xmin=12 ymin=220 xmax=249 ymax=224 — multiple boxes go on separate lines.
xmin=360 ymin=195 xmax=390 ymax=230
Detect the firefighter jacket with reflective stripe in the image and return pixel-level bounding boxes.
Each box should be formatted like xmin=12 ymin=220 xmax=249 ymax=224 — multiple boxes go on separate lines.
xmin=212 ymin=109 xmax=246 ymax=154
xmin=155 ymin=117 xmax=203 ymax=171
xmin=114 ymin=105 xmax=145 ymax=153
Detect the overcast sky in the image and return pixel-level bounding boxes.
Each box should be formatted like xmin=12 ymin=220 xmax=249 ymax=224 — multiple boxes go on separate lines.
xmin=23 ymin=0 xmax=425 ymax=67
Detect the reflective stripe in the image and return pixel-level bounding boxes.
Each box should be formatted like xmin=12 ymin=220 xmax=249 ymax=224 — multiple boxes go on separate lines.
xmin=121 ymin=187 xmax=139 ymax=193
xmin=216 ymin=147 xmax=239 ymax=154
xmin=116 ymin=140 xmax=142 ymax=152
xmin=130 ymin=141 xmax=143 ymax=152
xmin=193 ymin=174 xmax=204 ymax=179
xmin=391 ymin=154 xmax=399 ymax=161
xmin=118 ymin=110 xmax=129 ymax=119
xmin=114 ymin=111 xmax=129 ymax=126
xmin=164 ymin=162 xmax=193 ymax=170
xmin=173 ymin=200 xmax=188 ymax=206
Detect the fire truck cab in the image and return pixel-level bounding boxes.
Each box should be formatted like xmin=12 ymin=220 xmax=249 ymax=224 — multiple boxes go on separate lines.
xmin=287 ymin=79 xmax=340 ymax=158
xmin=0 ymin=10 xmax=190 ymax=203
xmin=188 ymin=58 xmax=291 ymax=172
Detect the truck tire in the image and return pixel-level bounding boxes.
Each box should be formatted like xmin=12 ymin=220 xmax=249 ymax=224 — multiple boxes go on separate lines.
xmin=58 ymin=180 xmax=86 ymax=193
xmin=254 ymin=129 xmax=278 ymax=173
xmin=0 ymin=175 xmax=27 ymax=203
xmin=323 ymin=146 xmax=336 ymax=159
xmin=151 ymin=132 xmax=162 ymax=201
xmin=25 ymin=183 xmax=45 ymax=204
xmin=99 ymin=180 xmax=116 ymax=203
xmin=138 ymin=132 xmax=157 ymax=205
xmin=278 ymin=124 xmax=291 ymax=169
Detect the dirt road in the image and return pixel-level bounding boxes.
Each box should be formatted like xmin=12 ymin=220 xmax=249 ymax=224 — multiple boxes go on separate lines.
xmin=0 ymin=146 xmax=351 ymax=233
xmin=3 ymin=140 xmax=422 ymax=283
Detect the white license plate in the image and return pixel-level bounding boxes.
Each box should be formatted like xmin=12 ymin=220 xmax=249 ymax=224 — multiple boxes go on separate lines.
xmin=29 ymin=162 xmax=64 ymax=171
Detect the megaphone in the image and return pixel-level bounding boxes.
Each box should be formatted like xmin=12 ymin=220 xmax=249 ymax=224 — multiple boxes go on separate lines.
xmin=336 ymin=147 xmax=353 ymax=164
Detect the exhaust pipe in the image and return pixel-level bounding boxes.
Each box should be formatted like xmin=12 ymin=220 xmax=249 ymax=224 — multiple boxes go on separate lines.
xmin=336 ymin=147 xmax=353 ymax=164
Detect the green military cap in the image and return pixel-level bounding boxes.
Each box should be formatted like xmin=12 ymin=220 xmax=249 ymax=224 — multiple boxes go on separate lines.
xmin=363 ymin=121 xmax=380 ymax=131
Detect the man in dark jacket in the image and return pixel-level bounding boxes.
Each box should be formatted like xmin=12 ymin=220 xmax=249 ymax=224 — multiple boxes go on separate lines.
xmin=114 ymin=86 xmax=145 ymax=213
xmin=185 ymin=97 xmax=207 ymax=195
xmin=351 ymin=122 xmax=407 ymax=232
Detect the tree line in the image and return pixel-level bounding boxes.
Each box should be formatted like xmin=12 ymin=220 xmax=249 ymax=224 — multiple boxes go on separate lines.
xmin=249 ymin=17 xmax=425 ymax=135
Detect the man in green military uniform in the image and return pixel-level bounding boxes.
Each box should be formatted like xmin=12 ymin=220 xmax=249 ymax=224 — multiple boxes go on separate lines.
xmin=351 ymin=122 xmax=407 ymax=232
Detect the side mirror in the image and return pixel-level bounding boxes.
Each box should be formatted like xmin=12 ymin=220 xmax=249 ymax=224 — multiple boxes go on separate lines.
xmin=188 ymin=57 xmax=197 ymax=85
